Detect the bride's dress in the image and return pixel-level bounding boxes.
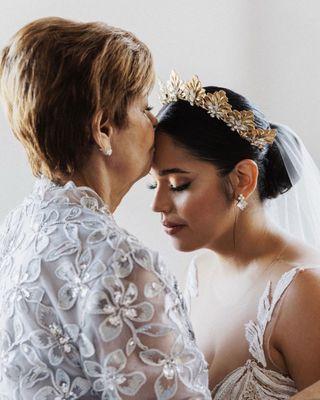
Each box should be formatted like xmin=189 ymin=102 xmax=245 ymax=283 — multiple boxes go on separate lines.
xmin=185 ymin=257 xmax=305 ymax=399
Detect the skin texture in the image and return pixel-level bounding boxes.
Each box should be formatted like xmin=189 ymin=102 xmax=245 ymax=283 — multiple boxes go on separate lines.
xmin=291 ymin=381 xmax=320 ymax=399
xmin=150 ymin=134 xmax=236 ymax=253
xmin=150 ymin=132 xmax=320 ymax=394
xmin=64 ymin=94 xmax=157 ymax=212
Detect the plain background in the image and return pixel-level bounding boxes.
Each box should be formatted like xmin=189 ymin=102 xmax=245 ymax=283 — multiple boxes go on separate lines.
xmin=1 ymin=0 xmax=320 ymax=285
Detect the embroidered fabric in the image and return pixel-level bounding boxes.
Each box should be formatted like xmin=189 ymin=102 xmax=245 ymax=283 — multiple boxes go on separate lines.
xmin=185 ymin=258 xmax=300 ymax=400
xmin=0 ymin=176 xmax=210 ymax=400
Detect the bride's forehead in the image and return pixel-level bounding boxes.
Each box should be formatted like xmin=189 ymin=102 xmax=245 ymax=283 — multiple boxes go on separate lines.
xmin=150 ymin=165 xmax=191 ymax=176
xmin=152 ymin=150 xmax=191 ymax=174
xmin=154 ymin=137 xmax=190 ymax=160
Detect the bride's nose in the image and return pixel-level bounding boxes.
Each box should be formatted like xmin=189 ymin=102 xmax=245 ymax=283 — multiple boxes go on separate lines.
xmin=151 ymin=189 xmax=172 ymax=214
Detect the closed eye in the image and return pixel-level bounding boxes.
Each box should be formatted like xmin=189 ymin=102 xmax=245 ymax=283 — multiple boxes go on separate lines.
xmin=147 ymin=183 xmax=157 ymax=190
xmin=170 ymin=183 xmax=191 ymax=192
xmin=147 ymin=182 xmax=191 ymax=192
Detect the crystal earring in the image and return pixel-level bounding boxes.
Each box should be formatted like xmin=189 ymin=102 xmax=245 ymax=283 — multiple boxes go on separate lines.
xmin=236 ymin=194 xmax=248 ymax=211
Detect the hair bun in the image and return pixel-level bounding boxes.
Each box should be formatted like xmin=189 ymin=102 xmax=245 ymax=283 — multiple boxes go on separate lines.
xmin=261 ymin=123 xmax=301 ymax=199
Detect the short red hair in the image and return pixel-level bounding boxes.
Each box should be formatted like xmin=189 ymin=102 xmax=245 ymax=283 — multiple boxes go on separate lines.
xmin=0 ymin=17 xmax=154 ymax=178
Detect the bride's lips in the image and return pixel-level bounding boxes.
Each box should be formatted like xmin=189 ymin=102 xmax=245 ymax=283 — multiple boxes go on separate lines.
xmin=162 ymin=220 xmax=187 ymax=236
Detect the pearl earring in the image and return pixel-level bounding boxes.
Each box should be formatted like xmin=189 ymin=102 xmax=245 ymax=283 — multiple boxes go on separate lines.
xmin=101 ymin=145 xmax=112 ymax=156
xmin=236 ymin=194 xmax=248 ymax=211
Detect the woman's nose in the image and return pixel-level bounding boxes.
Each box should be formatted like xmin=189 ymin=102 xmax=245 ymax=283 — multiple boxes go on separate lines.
xmin=151 ymin=190 xmax=171 ymax=214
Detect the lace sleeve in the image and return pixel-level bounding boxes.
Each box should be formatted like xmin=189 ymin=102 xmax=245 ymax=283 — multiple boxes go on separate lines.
xmin=80 ymin=235 xmax=210 ymax=399
xmin=0 ymin=182 xmax=210 ymax=399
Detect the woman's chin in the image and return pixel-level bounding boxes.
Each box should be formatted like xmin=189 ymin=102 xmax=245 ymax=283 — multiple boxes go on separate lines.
xmin=171 ymin=238 xmax=199 ymax=252
xmin=141 ymin=155 xmax=153 ymax=177
xmin=135 ymin=160 xmax=152 ymax=181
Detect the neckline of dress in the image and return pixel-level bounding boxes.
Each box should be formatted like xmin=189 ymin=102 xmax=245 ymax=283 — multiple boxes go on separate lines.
xmin=211 ymin=268 xmax=302 ymax=395
xmin=211 ymin=357 xmax=296 ymax=396
xmin=34 ymin=175 xmax=112 ymax=215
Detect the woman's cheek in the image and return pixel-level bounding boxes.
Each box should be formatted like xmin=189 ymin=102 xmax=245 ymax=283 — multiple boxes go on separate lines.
xmin=178 ymin=193 xmax=205 ymax=221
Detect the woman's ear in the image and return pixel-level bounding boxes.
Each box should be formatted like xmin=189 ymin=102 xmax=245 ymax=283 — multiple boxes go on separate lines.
xmin=92 ymin=110 xmax=115 ymax=151
xmin=229 ymin=159 xmax=259 ymax=200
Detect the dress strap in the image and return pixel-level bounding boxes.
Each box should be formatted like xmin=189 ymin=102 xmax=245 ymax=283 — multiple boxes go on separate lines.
xmin=245 ymin=266 xmax=303 ymax=367
xmin=184 ymin=257 xmax=199 ymax=314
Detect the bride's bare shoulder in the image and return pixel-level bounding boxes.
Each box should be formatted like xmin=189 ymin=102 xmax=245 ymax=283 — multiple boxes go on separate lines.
xmin=274 ymin=237 xmax=320 ymax=334
xmin=273 ymin=259 xmax=320 ymax=388
xmin=279 ymin=235 xmax=320 ymax=269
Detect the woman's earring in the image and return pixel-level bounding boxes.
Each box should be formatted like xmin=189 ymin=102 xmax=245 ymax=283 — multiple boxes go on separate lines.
xmin=236 ymin=194 xmax=248 ymax=211
xmin=101 ymin=145 xmax=112 ymax=156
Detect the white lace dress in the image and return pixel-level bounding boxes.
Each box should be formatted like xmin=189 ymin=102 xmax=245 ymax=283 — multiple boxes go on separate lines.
xmin=185 ymin=259 xmax=300 ymax=399
xmin=0 ymin=177 xmax=210 ymax=400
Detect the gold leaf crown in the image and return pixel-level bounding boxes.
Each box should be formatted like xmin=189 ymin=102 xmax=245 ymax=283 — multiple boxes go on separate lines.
xmin=159 ymin=71 xmax=276 ymax=150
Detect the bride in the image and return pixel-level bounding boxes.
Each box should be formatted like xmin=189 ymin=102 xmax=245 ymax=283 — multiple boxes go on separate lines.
xmin=150 ymin=72 xmax=320 ymax=399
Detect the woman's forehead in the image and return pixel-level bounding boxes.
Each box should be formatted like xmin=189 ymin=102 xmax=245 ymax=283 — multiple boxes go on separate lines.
xmin=153 ymin=135 xmax=190 ymax=165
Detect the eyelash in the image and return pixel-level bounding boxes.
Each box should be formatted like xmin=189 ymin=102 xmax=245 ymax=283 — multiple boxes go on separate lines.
xmin=145 ymin=106 xmax=153 ymax=112
xmin=147 ymin=183 xmax=191 ymax=192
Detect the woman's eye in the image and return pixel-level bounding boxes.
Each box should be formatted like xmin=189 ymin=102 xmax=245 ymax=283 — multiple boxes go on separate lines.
xmin=145 ymin=106 xmax=153 ymax=112
xmin=147 ymin=182 xmax=191 ymax=191
xmin=170 ymin=183 xmax=191 ymax=192
xmin=147 ymin=183 xmax=157 ymax=190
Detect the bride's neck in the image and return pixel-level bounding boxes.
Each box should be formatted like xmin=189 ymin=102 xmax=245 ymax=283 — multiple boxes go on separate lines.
xmin=210 ymin=206 xmax=286 ymax=271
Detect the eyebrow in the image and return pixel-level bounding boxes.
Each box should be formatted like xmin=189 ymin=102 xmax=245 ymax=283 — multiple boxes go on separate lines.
xmin=158 ymin=168 xmax=191 ymax=177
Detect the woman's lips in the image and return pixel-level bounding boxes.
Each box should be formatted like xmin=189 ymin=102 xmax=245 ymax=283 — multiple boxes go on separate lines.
xmin=162 ymin=221 xmax=186 ymax=236
xmin=164 ymin=225 xmax=185 ymax=235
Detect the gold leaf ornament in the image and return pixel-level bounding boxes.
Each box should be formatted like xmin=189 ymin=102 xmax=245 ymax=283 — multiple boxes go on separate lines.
xmin=159 ymin=71 xmax=276 ymax=149
xmin=159 ymin=71 xmax=184 ymax=103
xmin=182 ymin=75 xmax=206 ymax=106
xmin=204 ymin=91 xmax=232 ymax=119
xmin=226 ymin=110 xmax=255 ymax=134
xmin=248 ymin=128 xmax=277 ymax=149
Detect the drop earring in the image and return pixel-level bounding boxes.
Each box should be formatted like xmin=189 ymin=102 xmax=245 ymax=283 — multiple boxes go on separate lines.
xmin=236 ymin=194 xmax=248 ymax=211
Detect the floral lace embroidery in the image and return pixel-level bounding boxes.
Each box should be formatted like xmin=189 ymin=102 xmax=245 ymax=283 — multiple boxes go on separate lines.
xmin=84 ymin=349 xmax=146 ymax=398
xmin=86 ymin=275 xmax=154 ymax=343
xmin=55 ymin=250 xmax=106 ymax=310
xmin=34 ymin=369 xmax=91 ymax=400
xmin=0 ymin=177 xmax=210 ymax=399
xmin=140 ymin=335 xmax=196 ymax=399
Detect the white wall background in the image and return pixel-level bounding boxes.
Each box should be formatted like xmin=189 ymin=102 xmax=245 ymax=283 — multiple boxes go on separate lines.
xmin=1 ymin=0 xmax=320 ymax=285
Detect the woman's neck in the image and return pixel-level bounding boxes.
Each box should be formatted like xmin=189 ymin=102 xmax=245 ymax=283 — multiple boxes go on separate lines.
xmin=53 ymin=147 xmax=132 ymax=213
xmin=209 ymin=206 xmax=287 ymax=272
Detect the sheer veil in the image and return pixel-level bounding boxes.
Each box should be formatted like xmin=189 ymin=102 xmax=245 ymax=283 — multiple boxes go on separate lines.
xmin=264 ymin=123 xmax=320 ymax=249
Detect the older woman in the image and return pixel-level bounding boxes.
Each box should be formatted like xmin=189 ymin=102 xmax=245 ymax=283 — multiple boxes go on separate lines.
xmin=0 ymin=18 xmax=210 ymax=399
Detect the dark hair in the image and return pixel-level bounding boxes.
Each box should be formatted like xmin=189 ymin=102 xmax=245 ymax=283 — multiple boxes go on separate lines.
xmin=156 ymin=86 xmax=300 ymax=201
